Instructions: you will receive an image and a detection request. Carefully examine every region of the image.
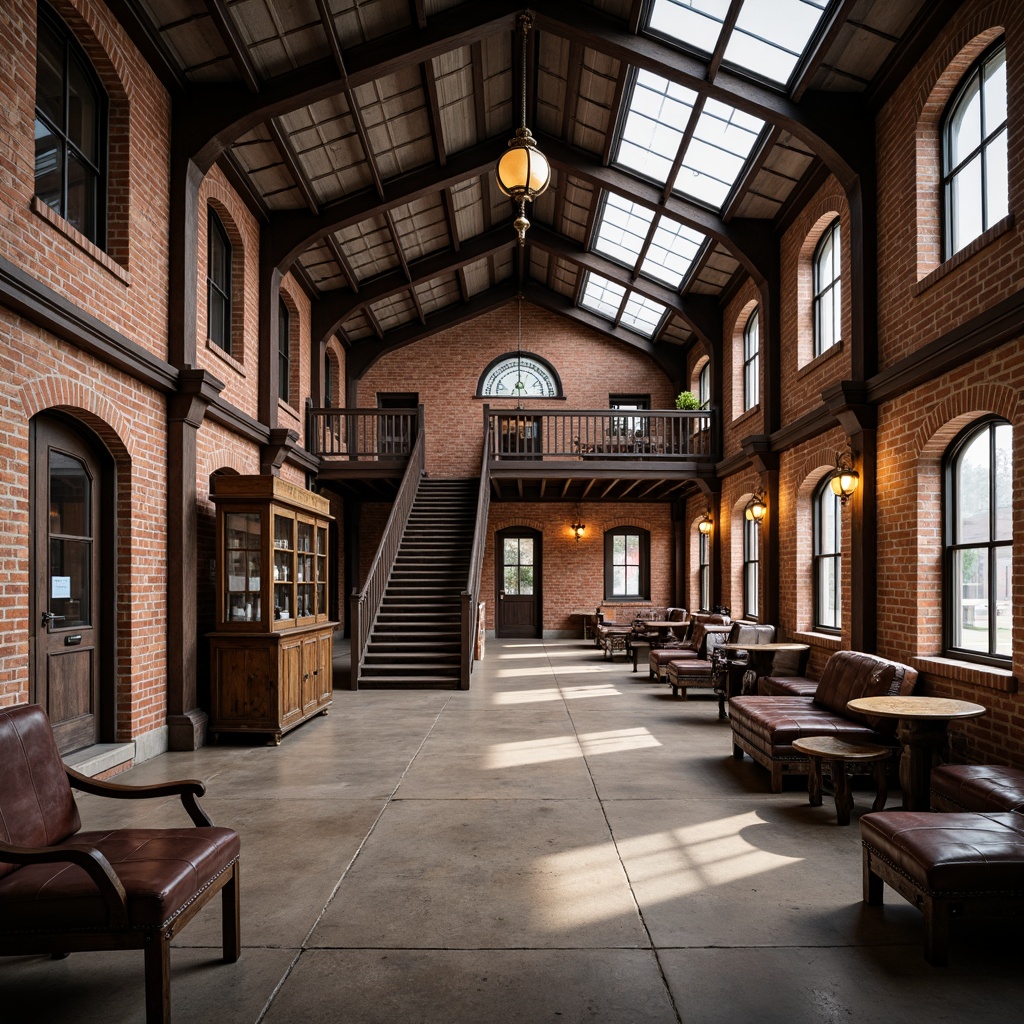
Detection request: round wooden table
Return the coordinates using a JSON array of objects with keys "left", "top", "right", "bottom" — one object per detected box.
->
[
  {"left": 715, "top": 642, "right": 810, "bottom": 710},
  {"left": 846, "top": 695, "right": 987, "bottom": 811},
  {"left": 629, "top": 621, "right": 684, "bottom": 671},
  {"left": 791, "top": 735, "right": 890, "bottom": 825}
]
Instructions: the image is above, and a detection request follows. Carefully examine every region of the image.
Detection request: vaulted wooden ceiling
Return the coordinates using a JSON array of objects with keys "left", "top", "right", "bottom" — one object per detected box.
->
[{"left": 121, "top": 0, "right": 946, "bottom": 379}]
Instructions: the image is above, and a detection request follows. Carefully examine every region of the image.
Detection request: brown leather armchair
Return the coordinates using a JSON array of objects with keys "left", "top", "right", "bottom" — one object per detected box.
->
[{"left": 0, "top": 704, "right": 241, "bottom": 1024}]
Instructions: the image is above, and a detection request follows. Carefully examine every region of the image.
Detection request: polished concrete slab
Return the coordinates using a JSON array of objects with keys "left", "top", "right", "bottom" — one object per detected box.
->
[{"left": 1, "top": 637, "right": 1019, "bottom": 1023}]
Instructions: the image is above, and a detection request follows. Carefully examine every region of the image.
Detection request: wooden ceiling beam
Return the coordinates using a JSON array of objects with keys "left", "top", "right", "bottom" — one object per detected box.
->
[
  {"left": 268, "top": 118, "right": 319, "bottom": 215},
  {"left": 203, "top": 0, "right": 259, "bottom": 93}
]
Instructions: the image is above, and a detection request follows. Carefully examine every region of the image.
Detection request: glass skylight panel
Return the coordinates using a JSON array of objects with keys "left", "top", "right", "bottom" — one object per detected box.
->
[
  {"left": 641, "top": 216, "right": 706, "bottom": 286},
  {"left": 593, "top": 193, "right": 655, "bottom": 269},
  {"left": 620, "top": 293, "right": 668, "bottom": 338},
  {"left": 724, "top": 0, "right": 829, "bottom": 86},
  {"left": 647, "top": 0, "right": 730, "bottom": 56},
  {"left": 580, "top": 273, "right": 626, "bottom": 321},
  {"left": 615, "top": 70, "right": 697, "bottom": 184},
  {"left": 675, "top": 99, "right": 764, "bottom": 208}
]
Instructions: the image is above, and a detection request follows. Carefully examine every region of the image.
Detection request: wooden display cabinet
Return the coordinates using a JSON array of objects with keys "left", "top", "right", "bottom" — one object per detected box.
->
[{"left": 208, "top": 475, "right": 336, "bottom": 743}]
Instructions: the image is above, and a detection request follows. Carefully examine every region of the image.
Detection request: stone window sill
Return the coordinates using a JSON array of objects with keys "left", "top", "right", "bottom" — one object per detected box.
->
[
  {"left": 791, "top": 629, "right": 842, "bottom": 650},
  {"left": 206, "top": 338, "right": 246, "bottom": 377},
  {"left": 797, "top": 339, "right": 843, "bottom": 378},
  {"left": 731, "top": 403, "right": 761, "bottom": 427},
  {"left": 913, "top": 214, "right": 1015, "bottom": 296},
  {"left": 912, "top": 655, "right": 1017, "bottom": 693},
  {"left": 32, "top": 196, "right": 130, "bottom": 285}
]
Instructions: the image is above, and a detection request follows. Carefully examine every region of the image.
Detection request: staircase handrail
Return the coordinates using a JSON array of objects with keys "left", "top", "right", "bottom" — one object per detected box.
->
[
  {"left": 350, "top": 412, "right": 425, "bottom": 688},
  {"left": 461, "top": 404, "right": 492, "bottom": 688}
]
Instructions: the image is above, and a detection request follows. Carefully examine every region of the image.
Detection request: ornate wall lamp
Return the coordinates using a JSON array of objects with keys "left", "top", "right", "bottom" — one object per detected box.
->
[
  {"left": 570, "top": 505, "right": 586, "bottom": 543},
  {"left": 744, "top": 492, "right": 767, "bottom": 526},
  {"left": 494, "top": 13, "right": 551, "bottom": 244},
  {"left": 829, "top": 448, "right": 860, "bottom": 507},
  {"left": 697, "top": 509, "right": 713, "bottom": 535}
]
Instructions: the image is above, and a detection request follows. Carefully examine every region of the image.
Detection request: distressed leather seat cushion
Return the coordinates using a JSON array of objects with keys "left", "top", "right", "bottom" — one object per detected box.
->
[
  {"left": 729, "top": 695, "right": 885, "bottom": 748},
  {"left": 759, "top": 675, "right": 819, "bottom": 697},
  {"left": 0, "top": 826, "right": 240, "bottom": 931},
  {"left": 861, "top": 811, "right": 1024, "bottom": 893},
  {"left": 930, "top": 765, "right": 1024, "bottom": 813},
  {"left": 667, "top": 658, "right": 714, "bottom": 684}
]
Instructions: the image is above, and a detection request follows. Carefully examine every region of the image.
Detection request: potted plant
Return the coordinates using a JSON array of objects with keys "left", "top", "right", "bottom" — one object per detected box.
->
[{"left": 675, "top": 390, "right": 700, "bottom": 410}]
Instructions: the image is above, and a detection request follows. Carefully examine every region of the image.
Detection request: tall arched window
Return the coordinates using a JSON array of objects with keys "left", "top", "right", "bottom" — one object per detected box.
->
[
  {"left": 743, "top": 516, "right": 759, "bottom": 619},
  {"left": 812, "top": 218, "right": 841, "bottom": 357},
  {"left": 698, "top": 360, "right": 710, "bottom": 410},
  {"left": 278, "top": 298, "right": 291, "bottom": 403},
  {"left": 34, "top": 2, "right": 107, "bottom": 246},
  {"left": 943, "top": 40, "right": 1007, "bottom": 258},
  {"left": 813, "top": 478, "right": 841, "bottom": 631},
  {"left": 945, "top": 418, "right": 1012, "bottom": 660},
  {"left": 698, "top": 527, "right": 711, "bottom": 612},
  {"left": 207, "top": 209, "right": 232, "bottom": 353},
  {"left": 743, "top": 310, "right": 759, "bottom": 411}
]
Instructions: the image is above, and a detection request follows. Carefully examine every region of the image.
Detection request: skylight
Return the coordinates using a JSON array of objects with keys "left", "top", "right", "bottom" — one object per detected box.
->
[
  {"left": 580, "top": 273, "right": 626, "bottom": 320},
  {"left": 648, "top": 0, "right": 830, "bottom": 88},
  {"left": 593, "top": 193, "right": 655, "bottom": 268},
  {"left": 641, "top": 216, "right": 706, "bottom": 286},
  {"left": 615, "top": 70, "right": 697, "bottom": 184},
  {"left": 620, "top": 293, "right": 668, "bottom": 338},
  {"left": 674, "top": 99, "right": 764, "bottom": 208}
]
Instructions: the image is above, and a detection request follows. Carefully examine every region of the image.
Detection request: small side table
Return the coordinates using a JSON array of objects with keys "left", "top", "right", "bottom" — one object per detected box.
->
[{"left": 791, "top": 736, "right": 890, "bottom": 825}]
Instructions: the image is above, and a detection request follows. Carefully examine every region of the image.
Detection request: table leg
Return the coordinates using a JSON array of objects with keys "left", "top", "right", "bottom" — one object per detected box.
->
[
  {"left": 830, "top": 759, "right": 853, "bottom": 825},
  {"left": 872, "top": 760, "right": 888, "bottom": 812},
  {"left": 807, "top": 755, "right": 823, "bottom": 807},
  {"left": 897, "top": 718, "right": 950, "bottom": 811}
]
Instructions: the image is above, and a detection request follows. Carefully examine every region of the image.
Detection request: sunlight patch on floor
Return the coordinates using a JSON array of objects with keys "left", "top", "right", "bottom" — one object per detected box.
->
[
  {"left": 492, "top": 684, "right": 622, "bottom": 705},
  {"left": 484, "top": 727, "right": 658, "bottom": 767},
  {"left": 534, "top": 812, "right": 802, "bottom": 927},
  {"left": 579, "top": 727, "right": 661, "bottom": 756}
]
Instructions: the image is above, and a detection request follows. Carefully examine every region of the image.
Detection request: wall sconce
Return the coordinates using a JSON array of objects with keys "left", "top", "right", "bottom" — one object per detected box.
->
[
  {"left": 697, "top": 509, "right": 713, "bottom": 535},
  {"left": 744, "top": 492, "right": 767, "bottom": 525},
  {"left": 570, "top": 506, "right": 586, "bottom": 543},
  {"left": 829, "top": 449, "right": 860, "bottom": 506}
]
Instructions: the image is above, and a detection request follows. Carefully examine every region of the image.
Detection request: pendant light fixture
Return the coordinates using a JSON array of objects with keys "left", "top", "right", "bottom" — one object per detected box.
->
[{"left": 495, "top": 12, "right": 551, "bottom": 245}]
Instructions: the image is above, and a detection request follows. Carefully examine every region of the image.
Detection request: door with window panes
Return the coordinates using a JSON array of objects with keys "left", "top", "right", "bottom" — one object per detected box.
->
[{"left": 496, "top": 528, "right": 542, "bottom": 637}]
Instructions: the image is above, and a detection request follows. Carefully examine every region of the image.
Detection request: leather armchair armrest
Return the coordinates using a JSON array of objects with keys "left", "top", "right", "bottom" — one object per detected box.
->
[
  {"left": 0, "top": 839, "right": 128, "bottom": 928},
  {"left": 66, "top": 768, "right": 213, "bottom": 827}
]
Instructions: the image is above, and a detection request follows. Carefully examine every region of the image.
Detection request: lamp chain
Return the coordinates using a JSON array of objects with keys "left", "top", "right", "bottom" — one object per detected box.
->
[{"left": 519, "top": 13, "right": 530, "bottom": 133}]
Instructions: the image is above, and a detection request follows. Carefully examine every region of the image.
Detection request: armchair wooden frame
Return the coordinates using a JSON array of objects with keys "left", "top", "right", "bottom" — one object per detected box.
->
[{"left": 0, "top": 705, "right": 240, "bottom": 1024}]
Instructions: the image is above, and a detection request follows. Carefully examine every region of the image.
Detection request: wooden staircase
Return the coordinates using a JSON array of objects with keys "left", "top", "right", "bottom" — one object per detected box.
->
[{"left": 359, "top": 478, "right": 477, "bottom": 688}]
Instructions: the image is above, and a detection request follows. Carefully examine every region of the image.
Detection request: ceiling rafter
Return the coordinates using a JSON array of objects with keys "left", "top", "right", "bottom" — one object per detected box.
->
[
  {"left": 706, "top": 0, "right": 744, "bottom": 84},
  {"left": 721, "top": 125, "right": 783, "bottom": 222},
  {"left": 203, "top": 0, "right": 259, "bottom": 94},
  {"left": 325, "top": 234, "right": 360, "bottom": 293},
  {"left": 268, "top": 118, "right": 318, "bottom": 215},
  {"left": 423, "top": 61, "right": 447, "bottom": 166},
  {"left": 790, "top": 0, "right": 865, "bottom": 102}
]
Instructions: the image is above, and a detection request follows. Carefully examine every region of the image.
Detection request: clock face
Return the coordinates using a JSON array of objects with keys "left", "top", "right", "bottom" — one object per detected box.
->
[{"left": 480, "top": 356, "right": 559, "bottom": 398}]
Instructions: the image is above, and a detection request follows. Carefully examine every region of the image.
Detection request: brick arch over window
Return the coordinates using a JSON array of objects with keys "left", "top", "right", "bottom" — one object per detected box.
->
[
  {"left": 730, "top": 299, "right": 759, "bottom": 417},
  {"left": 913, "top": 383, "right": 1018, "bottom": 653},
  {"left": 796, "top": 196, "right": 848, "bottom": 368},
  {"left": 203, "top": 194, "right": 247, "bottom": 363},
  {"left": 44, "top": 0, "right": 132, "bottom": 266},
  {"left": 915, "top": 14, "right": 1006, "bottom": 280},
  {"left": 200, "top": 447, "right": 258, "bottom": 481},
  {"left": 325, "top": 341, "right": 344, "bottom": 407}
]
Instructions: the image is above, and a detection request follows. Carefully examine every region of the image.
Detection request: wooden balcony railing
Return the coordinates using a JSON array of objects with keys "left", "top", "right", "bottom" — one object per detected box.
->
[
  {"left": 307, "top": 406, "right": 421, "bottom": 460},
  {"left": 486, "top": 408, "right": 714, "bottom": 461}
]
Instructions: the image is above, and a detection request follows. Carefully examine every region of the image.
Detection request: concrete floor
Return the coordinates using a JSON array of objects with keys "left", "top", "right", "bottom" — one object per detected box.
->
[{"left": 2, "top": 638, "right": 1020, "bottom": 1023}]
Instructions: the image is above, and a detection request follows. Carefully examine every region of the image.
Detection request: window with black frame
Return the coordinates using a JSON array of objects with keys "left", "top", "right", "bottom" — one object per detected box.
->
[
  {"left": 813, "top": 477, "right": 841, "bottom": 631},
  {"left": 698, "top": 528, "right": 711, "bottom": 612},
  {"left": 609, "top": 394, "right": 650, "bottom": 444},
  {"left": 743, "top": 516, "right": 759, "bottom": 620},
  {"left": 34, "top": 1, "right": 107, "bottom": 247},
  {"left": 743, "top": 311, "right": 759, "bottom": 411},
  {"left": 813, "top": 218, "right": 841, "bottom": 357},
  {"left": 604, "top": 527, "right": 650, "bottom": 601},
  {"left": 207, "top": 209, "right": 232, "bottom": 353},
  {"left": 942, "top": 40, "right": 1007, "bottom": 259},
  {"left": 278, "top": 298, "right": 290, "bottom": 403},
  {"left": 945, "top": 417, "right": 1012, "bottom": 661}
]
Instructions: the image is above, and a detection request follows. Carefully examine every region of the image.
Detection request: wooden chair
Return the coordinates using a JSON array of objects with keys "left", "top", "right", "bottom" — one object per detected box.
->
[{"left": 0, "top": 703, "right": 240, "bottom": 1024}]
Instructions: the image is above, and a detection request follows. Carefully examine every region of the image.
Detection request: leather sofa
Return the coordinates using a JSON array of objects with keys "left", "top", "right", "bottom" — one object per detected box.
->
[
  {"left": 665, "top": 622, "right": 774, "bottom": 706},
  {"left": 729, "top": 649, "right": 918, "bottom": 792},
  {"left": 648, "top": 612, "right": 730, "bottom": 681}
]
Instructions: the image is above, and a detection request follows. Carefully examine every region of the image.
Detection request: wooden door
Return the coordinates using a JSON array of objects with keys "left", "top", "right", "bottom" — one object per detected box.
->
[
  {"left": 496, "top": 528, "right": 542, "bottom": 637},
  {"left": 280, "top": 637, "right": 303, "bottom": 725},
  {"left": 31, "top": 415, "right": 104, "bottom": 754}
]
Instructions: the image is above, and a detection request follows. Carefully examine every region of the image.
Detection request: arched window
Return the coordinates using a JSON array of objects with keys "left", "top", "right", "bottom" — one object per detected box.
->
[
  {"left": 945, "top": 417, "right": 1012, "bottom": 661},
  {"left": 698, "top": 360, "right": 710, "bottom": 410},
  {"left": 278, "top": 298, "right": 291, "bottom": 403},
  {"left": 743, "top": 516, "right": 758, "bottom": 619},
  {"left": 207, "top": 209, "right": 232, "bottom": 353},
  {"left": 743, "top": 310, "right": 759, "bottom": 411},
  {"left": 324, "top": 352, "right": 335, "bottom": 408},
  {"left": 604, "top": 527, "right": 650, "bottom": 601},
  {"left": 812, "top": 218, "right": 841, "bottom": 357},
  {"left": 943, "top": 40, "right": 1007, "bottom": 258},
  {"left": 813, "top": 478, "right": 841, "bottom": 631},
  {"left": 698, "top": 526, "right": 711, "bottom": 612},
  {"left": 34, "top": 2, "right": 107, "bottom": 246}
]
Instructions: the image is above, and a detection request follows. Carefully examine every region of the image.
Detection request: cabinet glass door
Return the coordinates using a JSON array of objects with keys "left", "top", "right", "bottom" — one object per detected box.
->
[
  {"left": 273, "top": 513, "right": 294, "bottom": 622},
  {"left": 316, "top": 526, "right": 328, "bottom": 618},
  {"left": 225, "top": 512, "right": 262, "bottom": 623},
  {"left": 296, "top": 520, "right": 315, "bottom": 619}
]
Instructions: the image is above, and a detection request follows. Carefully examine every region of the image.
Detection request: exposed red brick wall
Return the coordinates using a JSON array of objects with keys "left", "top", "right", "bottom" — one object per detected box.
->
[{"left": 357, "top": 303, "right": 676, "bottom": 477}]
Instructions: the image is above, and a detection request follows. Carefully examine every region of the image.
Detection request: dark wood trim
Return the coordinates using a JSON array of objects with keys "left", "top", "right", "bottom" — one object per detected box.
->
[
  {"left": 100, "top": 0, "right": 185, "bottom": 94},
  {"left": 495, "top": 526, "right": 543, "bottom": 639},
  {"left": 0, "top": 254, "right": 178, "bottom": 393},
  {"left": 217, "top": 153, "right": 271, "bottom": 223}
]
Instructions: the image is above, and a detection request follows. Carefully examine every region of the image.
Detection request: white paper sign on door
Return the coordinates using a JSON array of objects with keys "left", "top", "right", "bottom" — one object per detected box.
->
[{"left": 51, "top": 576, "right": 72, "bottom": 599}]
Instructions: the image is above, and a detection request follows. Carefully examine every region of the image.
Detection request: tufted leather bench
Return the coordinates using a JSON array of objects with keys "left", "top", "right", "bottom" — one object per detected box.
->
[
  {"left": 861, "top": 810, "right": 1024, "bottom": 965},
  {"left": 930, "top": 764, "right": 1024, "bottom": 812},
  {"left": 729, "top": 650, "right": 917, "bottom": 792},
  {"left": 647, "top": 614, "right": 729, "bottom": 681}
]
